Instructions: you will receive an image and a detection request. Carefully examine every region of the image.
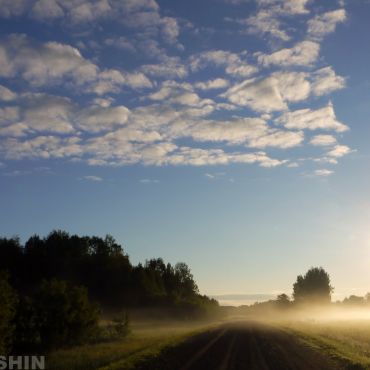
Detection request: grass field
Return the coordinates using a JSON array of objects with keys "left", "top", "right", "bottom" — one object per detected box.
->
[
  {"left": 282, "top": 320, "right": 370, "bottom": 369},
  {"left": 48, "top": 317, "right": 370, "bottom": 370},
  {"left": 47, "top": 320, "right": 220, "bottom": 370}
]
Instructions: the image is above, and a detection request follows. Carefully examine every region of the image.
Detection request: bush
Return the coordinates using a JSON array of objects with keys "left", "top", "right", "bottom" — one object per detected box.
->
[
  {"left": 13, "top": 296, "right": 40, "bottom": 352},
  {"left": 0, "top": 272, "right": 18, "bottom": 355},
  {"left": 34, "top": 279, "right": 100, "bottom": 350},
  {"left": 112, "top": 311, "right": 130, "bottom": 337}
]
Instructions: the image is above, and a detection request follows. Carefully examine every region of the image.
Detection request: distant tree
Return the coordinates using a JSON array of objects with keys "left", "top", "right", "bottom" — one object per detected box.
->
[
  {"left": 0, "top": 272, "right": 18, "bottom": 355},
  {"left": 293, "top": 267, "right": 333, "bottom": 304},
  {"left": 276, "top": 293, "right": 291, "bottom": 308},
  {"left": 343, "top": 295, "right": 364, "bottom": 306}
]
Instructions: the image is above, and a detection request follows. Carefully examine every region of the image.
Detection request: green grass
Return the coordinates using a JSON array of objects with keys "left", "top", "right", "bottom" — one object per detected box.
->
[
  {"left": 281, "top": 320, "right": 370, "bottom": 369},
  {"left": 47, "top": 320, "right": 219, "bottom": 370}
]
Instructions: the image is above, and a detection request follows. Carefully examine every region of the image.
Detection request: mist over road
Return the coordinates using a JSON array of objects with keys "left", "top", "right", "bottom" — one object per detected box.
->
[{"left": 134, "top": 322, "right": 339, "bottom": 370}]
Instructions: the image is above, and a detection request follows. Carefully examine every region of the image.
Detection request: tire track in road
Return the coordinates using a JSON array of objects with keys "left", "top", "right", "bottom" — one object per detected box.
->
[
  {"left": 219, "top": 332, "right": 237, "bottom": 370},
  {"left": 179, "top": 328, "right": 228, "bottom": 370},
  {"left": 134, "top": 321, "right": 340, "bottom": 370}
]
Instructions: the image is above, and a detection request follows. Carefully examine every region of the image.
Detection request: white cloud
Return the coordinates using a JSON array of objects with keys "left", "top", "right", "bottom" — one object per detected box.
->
[
  {"left": 0, "top": 123, "right": 28, "bottom": 137},
  {"left": 310, "top": 134, "right": 337, "bottom": 146},
  {"left": 256, "top": 0, "right": 309, "bottom": 15},
  {"left": 190, "top": 50, "right": 257, "bottom": 78},
  {"left": 0, "top": 93, "right": 135, "bottom": 136},
  {"left": 275, "top": 71, "right": 311, "bottom": 102},
  {"left": 141, "top": 57, "right": 188, "bottom": 79},
  {"left": 204, "top": 172, "right": 225, "bottom": 179},
  {"left": 68, "top": 0, "right": 112, "bottom": 23},
  {"left": 88, "top": 69, "right": 152, "bottom": 95},
  {"left": 287, "top": 162, "right": 299, "bottom": 168},
  {"left": 0, "top": 107, "right": 19, "bottom": 124},
  {"left": 308, "top": 9, "right": 346, "bottom": 39},
  {"left": 140, "top": 178, "right": 159, "bottom": 183},
  {"left": 0, "top": 0, "right": 161, "bottom": 25},
  {"left": 256, "top": 41, "right": 320, "bottom": 67},
  {"left": 0, "top": 108, "right": 290, "bottom": 168},
  {"left": 0, "top": 135, "right": 83, "bottom": 160},
  {"left": 248, "top": 130, "right": 304, "bottom": 149},
  {"left": 148, "top": 81, "right": 214, "bottom": 107},
  {"left": 83, "top": 175, "right": 103, "bottom": 182},
  {"left": 222, "top": 72, "right": 310, "bottom": 112},
  {"left": 0, "top": 34, "right": 98, "bottom": 85},
  {"left": 0, "top": 35, "right": 151, "bottom": 94},
  {"left": 314, "top": 169, "right": 334, "bottom": 176},
  {"left": 0, "top": 0, "right": 29, "bottom": 17},
  {"left": 276, "top": 103, "right": 349, "bottom": 132},
  {"left": 161, "top": 17, "right": 180, "bottom": 45},
  {"left": 0, "top": 85, "right": 17, "bottom": 101},
  {"left": 19, "top": 94, "right": 75, "bottom": 134},
  {"left": 31, "top": 0, "right": 64, "bottom": 19},
  {"left": 241, "top": 0, "right": 309, "bottom": 42},
  {"left": 158, "top": 147, "right": 286, "bottom": 167},
  {"left": 92, "top": 97, "right": 114, "bottom": 108},
  {"left": 181, "top": 117, "right": 267, "bottom": 144},
  {"left": 311, "top": 67, "right": 346, "bottom": 96},
  {"left": 326, "top": 144, "right": 352, "bottom": 158},
  {"left": 0, "top": 1, "right": 352, "bottom": 172},
  {"left": 195, "top": 78, "right": 230, "bottom": 90},
  {"left": 176, "top": 116, "right": 303, "bottom": 149},
  {"left": 244, "top": 10, "right": 290, "bottom": 41},
  {"left": 104, "top": 37, "right": 136, "bottom": 52},
  {"left": 222, "top": 76, "right": 286, "bottom": 112},
  {"left": 76, "top": 106, "right": 130, "bottom": 132}
]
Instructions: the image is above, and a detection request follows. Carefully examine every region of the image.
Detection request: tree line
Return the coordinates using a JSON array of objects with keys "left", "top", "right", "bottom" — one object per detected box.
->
[
  {"left": 0, "top": 230, "right": 218, "bottom": 354},
  {"left": 239, "top": 267, "right": 370, "bottom": 315}
]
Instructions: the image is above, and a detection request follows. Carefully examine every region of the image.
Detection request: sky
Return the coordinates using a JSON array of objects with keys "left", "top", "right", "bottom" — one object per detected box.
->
[{"left": 0, "top": 0, "right": 370, "bottom": 304}]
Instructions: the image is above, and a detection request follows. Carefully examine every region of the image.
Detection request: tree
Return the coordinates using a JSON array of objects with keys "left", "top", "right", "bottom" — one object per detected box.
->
[
  {"left": 174, "top": 262, "right": 199, "bottom": 299},
  {"left": 365, "top": 292, "right": 370, "bottom": 305},
  {"left": 276, "top": 293, "right": 291, "bottom": 308},
  {"left": 343, "top": 295, "right": 364, "bottom": 306},
  {"left": 293, "top": 267, "right": 333, "bottom": 304},
  {"left": 0, "top": 272, "right": 18, "bottom": 355},
  {"left": 34, "top": 279, "right": 100, "bottom": 349},
  {"left": 0, "top": 237, "right": 23, "bottom": 285}
]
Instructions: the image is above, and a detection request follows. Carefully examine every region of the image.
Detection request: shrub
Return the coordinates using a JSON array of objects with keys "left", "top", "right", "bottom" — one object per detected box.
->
[
  {"left": 34, "top": 279, "right": 100, "bottom": 350},
  {"left": 112, "top": 311, "right": 130, "bottom": 337},
  {"left": 0, "top": 272, "right": 18, "bottom": 355}
]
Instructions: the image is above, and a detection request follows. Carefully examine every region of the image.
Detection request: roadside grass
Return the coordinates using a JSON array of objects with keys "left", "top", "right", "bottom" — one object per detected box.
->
[
  {"left": 47, "top": 320, "right": 219, "bottom": 370},
  {"left": 281, "top": 320, "right": 370, "bottom": 369},
  {"left": 48, "top": 317, "right": 370, "bottom": 369}
]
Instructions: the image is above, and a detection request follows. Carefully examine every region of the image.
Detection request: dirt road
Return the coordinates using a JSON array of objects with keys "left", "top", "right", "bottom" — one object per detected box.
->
[{"left": 134, "top": 322, "right": 341, "bottom": 370}]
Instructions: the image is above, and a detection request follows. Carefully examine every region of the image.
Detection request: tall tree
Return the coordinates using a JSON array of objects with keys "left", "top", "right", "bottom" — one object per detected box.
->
[{"left": 293, "top": 267, "right": 333, "bottom": 304}]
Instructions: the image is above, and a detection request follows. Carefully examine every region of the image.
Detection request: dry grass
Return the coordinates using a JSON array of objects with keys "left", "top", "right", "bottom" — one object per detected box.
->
[
  {"left": 282, "top": 320, "right": 370, "bottom": 369},
  {"left": 48, "top": 319, "right": 220, "bottom": 370}
]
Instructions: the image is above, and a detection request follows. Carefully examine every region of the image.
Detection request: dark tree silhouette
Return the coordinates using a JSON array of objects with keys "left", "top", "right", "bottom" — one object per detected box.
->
[
  {"left": 276, "top": 293, "right": 291, "bottom": 308},
  {"left": 0, "top": 230, "right": 218, "bottom": 353},
  {"left": 293, "top": 267, "right": 333, "bottom": 304}
]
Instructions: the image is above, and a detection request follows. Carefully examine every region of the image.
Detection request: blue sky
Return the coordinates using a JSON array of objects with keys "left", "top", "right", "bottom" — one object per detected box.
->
[{"left": 0, "top": 0, "right": 369, "bottom": 303}]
